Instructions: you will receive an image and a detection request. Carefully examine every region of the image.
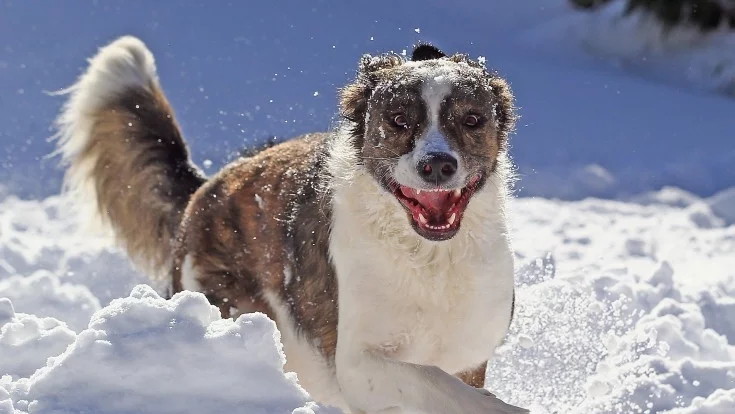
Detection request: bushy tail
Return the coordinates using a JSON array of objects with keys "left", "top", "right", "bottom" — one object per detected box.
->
[{"left": 54, "top": 36, "right": 206, "bottom": 279}]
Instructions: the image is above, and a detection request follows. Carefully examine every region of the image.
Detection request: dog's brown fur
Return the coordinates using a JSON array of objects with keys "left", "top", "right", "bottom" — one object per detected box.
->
[
  {"left": 66, "top": 61, "right": 493, "bottom": 387},
  {"left": 457, "top": 362, "right": 489, "bottom": 388},
  {"left": 79, "top": 86, "right": 205, "bottom": 276},
  {"left": 56, "top": 38, "right": 519, "bottom": 404},
  {"left": 171, "top": 133, "right": 340, "bottom": 360}
]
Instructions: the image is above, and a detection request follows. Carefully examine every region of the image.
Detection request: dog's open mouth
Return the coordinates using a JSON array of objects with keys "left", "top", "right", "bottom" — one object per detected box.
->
[{"left": 390, "top": 175, "right": 481, "bottom": 241}]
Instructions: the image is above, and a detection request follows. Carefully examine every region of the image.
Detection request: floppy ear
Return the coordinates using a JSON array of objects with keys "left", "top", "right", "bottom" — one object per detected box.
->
[
  {"left": 339, "top": 81, "right": 369, "bottom": 126},
  {"left": 411, "top": 43, "right": 446, "bottom": 61},
  {"left": 488, "top": 74, "right": 516, "bottom": 151},
  {"left": 339, "top": 53, "right": 404, "bottom": 137}
]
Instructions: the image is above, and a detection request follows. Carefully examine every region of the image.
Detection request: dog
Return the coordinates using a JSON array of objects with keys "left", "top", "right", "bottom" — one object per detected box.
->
[{"left": 55, "top": 36, "right": 527, "bottom": 414}]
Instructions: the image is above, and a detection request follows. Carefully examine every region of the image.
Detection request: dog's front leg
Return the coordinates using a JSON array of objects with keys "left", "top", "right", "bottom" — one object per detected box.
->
[{"left": 335, "top": 345, "right": 528, "bottom": 414}]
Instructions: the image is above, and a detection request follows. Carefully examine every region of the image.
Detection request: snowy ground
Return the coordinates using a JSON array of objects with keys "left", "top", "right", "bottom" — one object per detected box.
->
[
  {"left": 1, "top": 187, "right": 734, "bottom": 413},
  {"left": 0, "top": 198, "right": 336, "bottom": 414}
]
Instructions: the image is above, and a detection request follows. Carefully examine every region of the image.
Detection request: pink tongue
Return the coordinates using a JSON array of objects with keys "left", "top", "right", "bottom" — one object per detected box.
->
[{"left": 400, "top": 187, "right": 454, "bottom": 213}]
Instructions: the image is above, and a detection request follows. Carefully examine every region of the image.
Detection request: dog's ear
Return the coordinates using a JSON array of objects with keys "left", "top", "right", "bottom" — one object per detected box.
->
[
  {"left": 340, "top": 53, "right": 404, "bottom": 125},
  {"left": 339, "top": 82, "right": 369, "bottom": 125},
  {"left": 488, "top": 74, "right": 516, "bottom": 151},
  {"left": 412, "top": 43, "right": 446, "bottom": 61}
]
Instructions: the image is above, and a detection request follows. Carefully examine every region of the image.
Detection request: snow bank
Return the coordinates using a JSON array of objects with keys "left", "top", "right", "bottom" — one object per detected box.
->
[
  {"left": 708, "top": 187, "right": 735, "bottom": 226},
  {"left": 0, "top": 299, "right": 76, "bottom": 381},
  {"left": 1, "top": 286, "right": 336, "bottom": 414},
  {"left": 0, "top": 271, "right": 99, "bottom": 332},
  {"left": 0, "top": 195, "right": 150, "bottom": 329},
  {"left": 490, "top": 260, "right": 735, "bottom": 413},
  {"left": 0, "top": 195, "right": 337, "bottom": 412},
  {"left": 484, "top": 189, "right": 735, "bottom": 413}
]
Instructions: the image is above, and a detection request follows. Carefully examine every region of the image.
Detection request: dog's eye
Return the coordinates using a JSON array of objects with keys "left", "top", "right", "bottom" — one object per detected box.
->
[
  {"left": 392, "top": 114, "right": 408, "bottom": 128},
  {"left": 464, "top": 114, "right": 481, "bottom": 127}
]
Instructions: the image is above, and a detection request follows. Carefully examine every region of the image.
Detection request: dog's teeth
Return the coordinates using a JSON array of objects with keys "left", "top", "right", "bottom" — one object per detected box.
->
[
  {"left": 416, "top": 189, "right": 422, "bottom": 195},
  {"left": 448, "top": 213, "right": 456, "bottom": 225},
  {"left": 418, "top": 213, "right": 428, "bottom": 224},
  {"left": 453, "top": 189, "right": 461, "bottom": 197}
]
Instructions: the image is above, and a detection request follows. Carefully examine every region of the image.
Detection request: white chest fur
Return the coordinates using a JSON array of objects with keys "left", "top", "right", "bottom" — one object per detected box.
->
[{"left": 329, "top": 172, "right": 515, "bottom": 375}]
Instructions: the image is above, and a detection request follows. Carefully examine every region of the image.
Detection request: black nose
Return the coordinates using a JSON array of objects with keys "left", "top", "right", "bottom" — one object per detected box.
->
[{"left": 417, "top": 152, "right": 458, "bottom": 184}]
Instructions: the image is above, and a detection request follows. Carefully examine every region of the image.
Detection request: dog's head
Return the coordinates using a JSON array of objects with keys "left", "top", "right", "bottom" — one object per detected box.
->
[{"left": 339, "top": 44, "right": 516, "bottom": 241}]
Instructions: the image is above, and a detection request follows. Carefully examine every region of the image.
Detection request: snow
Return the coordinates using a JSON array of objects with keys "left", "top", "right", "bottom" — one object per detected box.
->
[
  {"left": 0, "top": 186, "right": 733, "bottom": 413},
  {"left": 482, "top": 188, "right": 735, "bottom": 413},
  {"left": 0, "top": 197, "right": 338, "bottom": 412},
  {"left": 0, "top": 271, "right": 99, "bottom": 332},
  {"left": 0, "top": 299, "right": 75, "bottom": 381},
  {"left": 707, "top": 188, "right": 735, "bottom": 226},
  {"left": 0, "top": 284, "right": 337, "bottom": 414}
]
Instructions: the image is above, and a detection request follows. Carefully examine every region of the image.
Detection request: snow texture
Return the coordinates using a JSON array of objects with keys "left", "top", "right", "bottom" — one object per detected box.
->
[
  {"left": 0, "top": 198, "right": 339, "bottom": 413},
  {"left": 0, "top": 299, "right": 75, "bottom": 381},
  {"left": 1, "top": 185, "right": 734, "bottom": 413},
  {"left": 1, "top": 284, "right": 337, "bottom": 414},
  {"left": 484, "top": 188, "right": 735, "bottom": 413}
]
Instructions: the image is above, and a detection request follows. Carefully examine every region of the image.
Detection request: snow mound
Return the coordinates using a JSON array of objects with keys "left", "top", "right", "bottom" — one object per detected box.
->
[
  {"left": 2, "top": 286, "right": 337, "bottom": 414},
  {"left": 489, "top": 192, "right": 735, "bottom": 413},
  {"left": 573, "top": 264, "right": 735, "bottom": 413},
  {"left": 630, "top": 187, "right": 701, "bottom": 209},
  {"left": 708, "top": 187, "right": 735, "bottom": 226},
  {"left": 491, "top": 260, "right": 735, "bottom": 414},
  {"left": 0, "top": 195, "right": 149, "bottom": 328},
  {"left": 0, "top": 271, "right": 99, "bottom": 332},
  {"left": 0, "top": 386, "right": 13, "bottom": 414},
  {"left": 0, "top": 299, "right": 76, "bottom": 381}
]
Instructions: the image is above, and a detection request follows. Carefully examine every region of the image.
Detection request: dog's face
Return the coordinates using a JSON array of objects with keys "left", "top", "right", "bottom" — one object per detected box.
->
[{"left": 340, "top": 45, "right": 515, "bottom": 241}]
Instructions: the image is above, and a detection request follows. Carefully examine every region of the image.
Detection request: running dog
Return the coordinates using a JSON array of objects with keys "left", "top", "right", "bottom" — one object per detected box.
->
[{"left": 55, "top": 36, "right": 526, "bottom": 413}]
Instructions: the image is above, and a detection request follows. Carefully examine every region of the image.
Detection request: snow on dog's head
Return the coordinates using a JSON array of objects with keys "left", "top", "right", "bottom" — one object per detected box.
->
[{"left": 333, "top": 44, "right": 516, "bottom": 241}]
